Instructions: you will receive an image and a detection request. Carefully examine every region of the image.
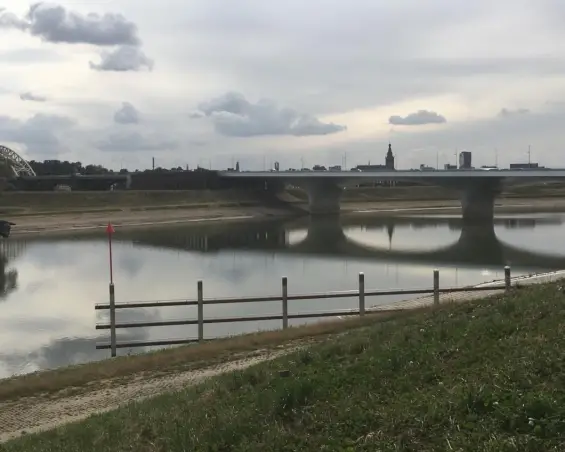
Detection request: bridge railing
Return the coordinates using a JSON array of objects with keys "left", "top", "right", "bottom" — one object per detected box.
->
[{"left": 95, "top": 266, "right": 513, "bottom": 357}]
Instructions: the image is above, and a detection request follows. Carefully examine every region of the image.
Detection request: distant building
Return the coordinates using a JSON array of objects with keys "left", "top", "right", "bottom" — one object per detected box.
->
[
  {"left": 510, "top": 162, "right": 541, "bottom": 169},
  {"left": 459, "top": 151, "right": 472, "bottom": 169},
  {"left": 329, "top": 165, "right": 342, "bottom": 171},
  {"left": 355, "top": 143, "right": 396, "bottom": 171},
  {"left": 420, "top": 164, "right": 436, "bottom": 171},
  {"left": 385, "top": 143, "right": 395, "bottom": 170},
  {"left": 444, "top": 164, "right": 457, "bottom": 170}
]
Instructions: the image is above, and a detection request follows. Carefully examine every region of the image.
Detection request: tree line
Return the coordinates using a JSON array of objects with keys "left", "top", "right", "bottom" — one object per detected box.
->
[{"left": 27, "top": 160, "right": 208, "bottom": 176}]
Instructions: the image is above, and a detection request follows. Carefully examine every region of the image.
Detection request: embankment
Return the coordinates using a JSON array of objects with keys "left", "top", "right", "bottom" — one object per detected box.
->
[
  {"left": 3, "top": 186, "right": 565, "bottom": 237},
  {"left": 2, "top": 280, "right": 565, "bottom": 450}
]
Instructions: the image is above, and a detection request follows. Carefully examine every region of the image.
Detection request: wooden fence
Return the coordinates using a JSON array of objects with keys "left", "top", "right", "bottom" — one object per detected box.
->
[{"left": 95, "top": 266, "right": 512, "bottom": 357}]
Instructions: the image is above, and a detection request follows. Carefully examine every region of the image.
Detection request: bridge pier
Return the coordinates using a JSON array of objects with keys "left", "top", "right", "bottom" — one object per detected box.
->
[
  {"left": 459, "top": 180, "right": 501, "bottom": 223},
  {"left": 303, "top": 182, "right": 342, "bottom": 215}
]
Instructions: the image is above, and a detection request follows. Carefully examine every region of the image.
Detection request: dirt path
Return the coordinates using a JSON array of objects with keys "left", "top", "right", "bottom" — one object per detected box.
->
[{"left": 0, "top": 346, "right": 300, "bottom": 443}]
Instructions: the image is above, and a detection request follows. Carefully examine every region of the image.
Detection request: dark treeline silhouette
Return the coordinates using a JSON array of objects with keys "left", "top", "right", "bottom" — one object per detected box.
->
[{"left": 27, "top": 160, "right": 210, "bottom": 176}]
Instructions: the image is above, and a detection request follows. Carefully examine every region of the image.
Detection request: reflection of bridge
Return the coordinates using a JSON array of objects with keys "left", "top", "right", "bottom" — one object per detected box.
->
[{"left": 126, "top": 216, "right": 565, "bottom": 269}]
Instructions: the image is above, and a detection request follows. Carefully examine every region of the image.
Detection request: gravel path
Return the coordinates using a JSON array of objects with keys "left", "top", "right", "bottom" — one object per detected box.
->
[{"left": 0, "top": 347, "right": 298, "bottom": 443}]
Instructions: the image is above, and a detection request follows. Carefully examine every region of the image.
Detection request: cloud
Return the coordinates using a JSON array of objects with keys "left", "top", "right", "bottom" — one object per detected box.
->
[
  {"left": 95, "top": 131, "right": 177, "bottom": 152},
  {"left": 389, "top": 110, "right": 447, "bottom": 126},
  {"left": 0, "top": 113, "right": 74, "bottom": 156},
  {"left": 89, "top": 45, "right": 154, "bottom": 72},
  {"left": 0, "top": 7, "right": 27, "bottom": 30},
  {"left": 196, "top": 92, "right": 347, "bottom": 137},
  {"left": 1, "top": 3, "right": 153, "bottom": 72},
  {"left": 6, "top": 3, "right": 141, "bottom": 46},
  {"left": 19, "top": 91, "right": 47, "bottom": 102},
  {"left": 3, "top": 0, "right": 565, "bottom": 170},
  {"left": 114, "top": 102, "right": 140, "bottom": 124},
  {"left": 498, "top": 107, "right": 530, "bottom": 118}
]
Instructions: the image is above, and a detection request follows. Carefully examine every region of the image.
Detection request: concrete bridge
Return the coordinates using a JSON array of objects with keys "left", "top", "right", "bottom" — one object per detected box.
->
[
  {"left": 125, "top": 215, "right": 565, "bottom": 269},
  {"left": 218, "top": 169, "right": 565, "bottom": 221}
]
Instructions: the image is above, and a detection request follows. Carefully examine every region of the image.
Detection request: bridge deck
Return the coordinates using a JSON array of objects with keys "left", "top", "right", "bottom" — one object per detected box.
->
[{"left": 219, "top": 169, "right": 565, "bottom": 179}]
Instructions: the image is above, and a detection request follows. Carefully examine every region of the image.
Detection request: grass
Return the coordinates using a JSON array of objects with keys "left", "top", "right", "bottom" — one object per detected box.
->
[
  {"left": 4, "top": 282, "right": 565, "bottom": 451},
  {"left": 0, "top": 190, "right": 267, "bottom": 215}
]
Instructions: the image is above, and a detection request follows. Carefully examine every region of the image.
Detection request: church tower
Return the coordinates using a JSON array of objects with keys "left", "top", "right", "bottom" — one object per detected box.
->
[{"left": 385, "top": 143, "right": 395, "bottom": 170}]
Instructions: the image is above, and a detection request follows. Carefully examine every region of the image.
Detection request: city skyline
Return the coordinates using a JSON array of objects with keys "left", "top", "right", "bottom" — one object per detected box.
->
[{"left": 1, "top": 1, "right": 565, "bottom": 171}]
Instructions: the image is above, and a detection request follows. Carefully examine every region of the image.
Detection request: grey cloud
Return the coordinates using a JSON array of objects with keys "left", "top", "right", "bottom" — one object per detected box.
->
[
  {"left": 21, "top": 2, "right": 140, "bottom": 46},
  {"left": 389, "top": 110, "right": 447, "bottom": 126},
  {"left": 196, "top": 92, "right": 346, "bottom": 137},
  {"left": 1, "top": 3, "right": 153, "bottom": 71},
  {"left": 0, "top": 7, "right": 27, "bottom": 30},
  {"left": 20, "top": 91, "right": 47, "bottom": 102},
  {"left": 0, "top": 113, "right": 74, "bottom": 156},
  {"left": 190, "top": 140, "right": 207, "bottom": 147},
  {"left": 114, "top": 102, "right": 140, "bottom": 124},
  {"left": 176, "top": 2, "right": 518, "bottom": 115},
  {"left": 498, "top": 108, "right": 530, "bottom": 118},
  {"left": 95, "top": 131, "right": 177, "bottom": 152},
  {"left": 89, "top": 45, "right": 154, "bottom": 72},
  {"left": 179, "top": 0, "right": 565, "bottom": 117}
]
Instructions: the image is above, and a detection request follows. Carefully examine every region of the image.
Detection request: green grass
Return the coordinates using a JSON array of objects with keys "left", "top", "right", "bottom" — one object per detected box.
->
[{"left": 4, "top": 283, "right": 565, "bottom": 451}]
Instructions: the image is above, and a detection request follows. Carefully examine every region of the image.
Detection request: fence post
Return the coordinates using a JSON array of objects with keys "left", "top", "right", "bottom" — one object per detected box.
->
[
  {"left": 433, "top": 269, "right": 440, "bottom": 306},
  {"left": 282, "top": 276, "right": 288, "bottom": 329},
  {"left": 504, "top": 266, "right": 511, "bottom": 291},
  {"left": 109, "top": 283, "right": 116, "bottom": 357},
  {"left": 359, "top": 272, "right": 365, "bottom": 316},
  {"left": 197, "top": 280, "right": 204, "bottom": 342}
]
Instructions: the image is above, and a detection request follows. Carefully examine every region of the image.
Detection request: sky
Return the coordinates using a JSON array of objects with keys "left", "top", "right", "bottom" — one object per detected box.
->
[{"left": 1, "top": 0, "right": 565, "bottom": 171}]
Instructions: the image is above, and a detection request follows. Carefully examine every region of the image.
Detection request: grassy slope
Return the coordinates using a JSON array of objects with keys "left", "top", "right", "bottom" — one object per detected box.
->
[
  {"left": 0, "top": 190, "right": 265, "bottom": 215},
  {"left": 4, "top": 282, "right": 565, "bottom": 451}
]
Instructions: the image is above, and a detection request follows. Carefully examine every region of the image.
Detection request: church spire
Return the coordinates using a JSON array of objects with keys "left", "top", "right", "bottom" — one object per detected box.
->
[{"left": 385, "top": 142, "right": 395, "bottom": 170}]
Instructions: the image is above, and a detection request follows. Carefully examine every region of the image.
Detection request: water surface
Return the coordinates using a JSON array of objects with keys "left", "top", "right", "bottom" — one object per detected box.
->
[{"left": 1, "top": 212, "right": 564, "bottom": 378}]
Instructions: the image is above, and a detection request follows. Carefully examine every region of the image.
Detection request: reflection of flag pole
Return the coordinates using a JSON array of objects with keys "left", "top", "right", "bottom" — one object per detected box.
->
[
  {"left": 106, "top": 222, "right": 116, "bottom": 357},
  {"left": 107, "top": 223, "right": 115, "bottom": 284}
]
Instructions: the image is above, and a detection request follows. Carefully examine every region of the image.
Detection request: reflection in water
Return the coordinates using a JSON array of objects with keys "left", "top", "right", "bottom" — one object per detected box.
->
[
  {"left": 128, "top": 215, "right": 565, "bottom": 269},
  {"left": 0, "top": 255, "right": 17, "bottom": 300},
  {"left": 1, "top": 213, "right": 565, "bottom": 379},
  {"left": 0, "top": 241, "right": 24, "bottom": 301}
]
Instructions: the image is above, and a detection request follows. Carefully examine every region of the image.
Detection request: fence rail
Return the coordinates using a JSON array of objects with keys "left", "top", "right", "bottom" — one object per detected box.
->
[{"left": 95, "top": 266, "right": 513, "bottom": 356}]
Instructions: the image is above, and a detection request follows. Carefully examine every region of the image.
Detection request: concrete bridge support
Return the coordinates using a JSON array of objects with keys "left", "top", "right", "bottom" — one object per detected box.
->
[
  {"left": 458, "top": 179, "right": 502, "bottom": 223},
  {"left": 303, "top": 182, "right": 342, "bottom": 215}
]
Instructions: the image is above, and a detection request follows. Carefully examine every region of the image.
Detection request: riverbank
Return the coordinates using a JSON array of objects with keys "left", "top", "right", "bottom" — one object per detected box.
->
[
  {"left": 7, "top": 195, "right": 565, "bottom": 237},
  {"left": 0, "top": 270, "right": 563, "bottom": 444},
  {"left": 2, "top": 279, "right": 565, "bottom": 450}
]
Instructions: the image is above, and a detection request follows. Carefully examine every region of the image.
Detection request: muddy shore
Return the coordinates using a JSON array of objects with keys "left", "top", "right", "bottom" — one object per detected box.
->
[{"left": 7, "top": 197, "right": 565, "bottom": 237}]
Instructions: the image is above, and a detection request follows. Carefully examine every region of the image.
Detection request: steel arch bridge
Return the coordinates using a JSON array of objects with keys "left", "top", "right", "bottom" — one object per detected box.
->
[{"left": 0, "top": 145, "right": 36, "bottom": 177}]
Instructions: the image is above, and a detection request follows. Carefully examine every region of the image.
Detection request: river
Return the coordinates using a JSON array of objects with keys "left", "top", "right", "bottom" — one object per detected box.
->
[{"left": 1, "top": 212, "right": 565, "bottom": 379}]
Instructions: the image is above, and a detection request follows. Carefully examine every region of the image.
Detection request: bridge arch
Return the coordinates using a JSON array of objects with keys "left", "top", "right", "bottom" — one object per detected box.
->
[{"left": 0, "top": 145, "right": 36, "bottom": 177}]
